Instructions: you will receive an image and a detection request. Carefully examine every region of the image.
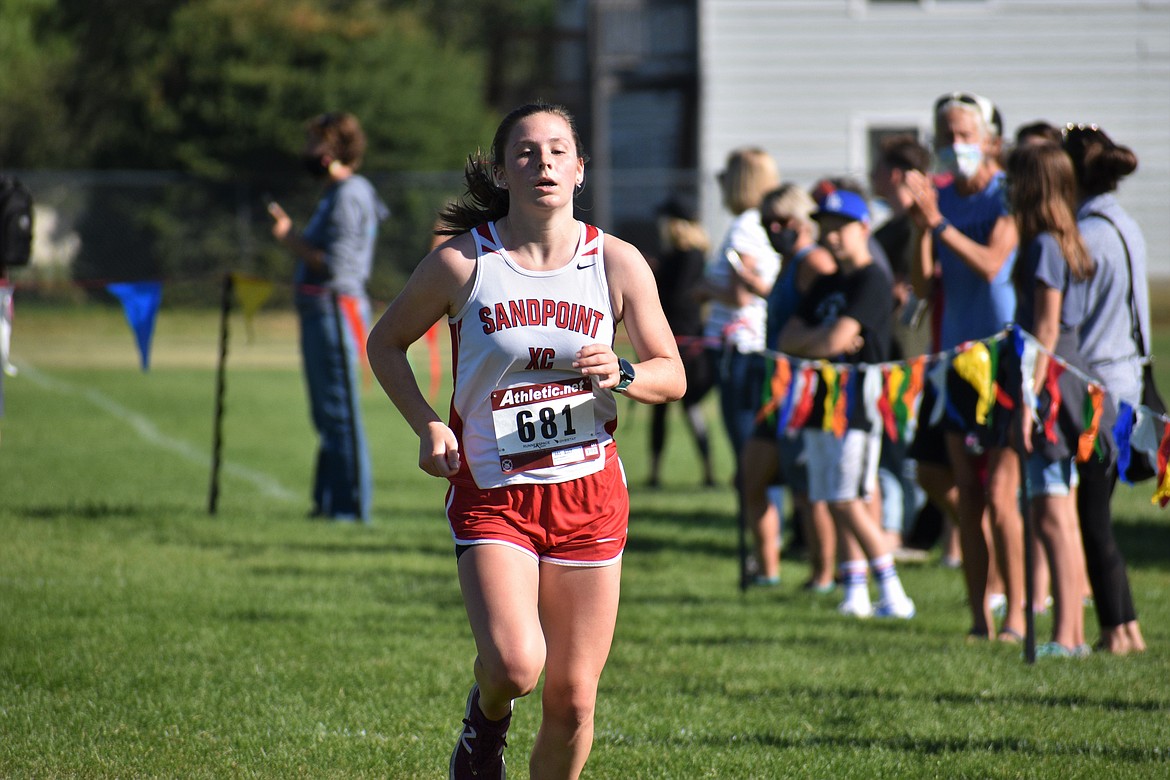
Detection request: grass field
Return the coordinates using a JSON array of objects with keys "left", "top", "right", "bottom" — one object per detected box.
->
[{"left": 2, "top": 304, "right": 1169, "bottom": 779}]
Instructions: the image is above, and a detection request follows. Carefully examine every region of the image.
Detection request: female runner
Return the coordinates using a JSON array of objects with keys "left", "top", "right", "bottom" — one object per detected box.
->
[{"left": 366, "top": 102, "right": 684, "bottom": 780}]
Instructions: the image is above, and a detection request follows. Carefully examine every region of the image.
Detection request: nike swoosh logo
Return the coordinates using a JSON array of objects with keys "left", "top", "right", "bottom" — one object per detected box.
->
[{"left": 577, "top": 262, "right": 596, "bottom": 269}]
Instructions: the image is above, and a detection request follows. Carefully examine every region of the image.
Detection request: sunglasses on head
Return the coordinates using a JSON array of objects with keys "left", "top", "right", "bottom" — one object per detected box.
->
[{"left": 934, "top": 92, "right": 1001, "bottom": 136}]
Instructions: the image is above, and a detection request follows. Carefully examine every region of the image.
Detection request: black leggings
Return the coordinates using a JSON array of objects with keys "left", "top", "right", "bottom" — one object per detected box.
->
[{"left": 1077, "top": 457, "right": 1138, "bottom": 628}]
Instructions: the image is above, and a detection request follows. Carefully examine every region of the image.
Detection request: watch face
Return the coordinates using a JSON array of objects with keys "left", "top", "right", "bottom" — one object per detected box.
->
[{"left": 616, "top": 358, "right": 635, "bottom": 391}]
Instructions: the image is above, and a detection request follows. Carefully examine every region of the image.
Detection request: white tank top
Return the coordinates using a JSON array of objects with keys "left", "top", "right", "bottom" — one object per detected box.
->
[{"left": 448, "top": 221, "right": 618, "bottom": 489}]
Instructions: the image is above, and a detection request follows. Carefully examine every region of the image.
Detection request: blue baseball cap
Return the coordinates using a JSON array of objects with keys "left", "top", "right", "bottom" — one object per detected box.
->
[{"left": 813, "top": 189, "right": 870, "bottom": 225}]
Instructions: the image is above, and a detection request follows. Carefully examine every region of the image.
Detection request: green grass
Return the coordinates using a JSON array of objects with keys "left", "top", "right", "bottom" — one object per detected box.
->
[{"left": 2, "top": 305, "right": 1169, "bottom": 778}]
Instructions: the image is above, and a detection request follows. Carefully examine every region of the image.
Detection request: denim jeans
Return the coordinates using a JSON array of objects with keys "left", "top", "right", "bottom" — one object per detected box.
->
[
  {"left": 297, "top": 290, "right": 372, "bottom": 521},
  {"left": 711, "top": 347, "right": 767, "bottom": 458}
]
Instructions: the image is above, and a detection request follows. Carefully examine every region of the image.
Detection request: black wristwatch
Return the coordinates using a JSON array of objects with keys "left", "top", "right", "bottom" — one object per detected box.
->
[{"left": 614, "top": 358, "right": 636, "bottom": 394}]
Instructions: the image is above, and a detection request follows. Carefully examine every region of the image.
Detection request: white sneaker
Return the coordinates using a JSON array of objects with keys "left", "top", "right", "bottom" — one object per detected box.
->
[
  {"left": 837, "top": 597, "right": 873, "bottom": 618},
  {"left": 874, "top": 597, "right": 916, "bottom": 619}
]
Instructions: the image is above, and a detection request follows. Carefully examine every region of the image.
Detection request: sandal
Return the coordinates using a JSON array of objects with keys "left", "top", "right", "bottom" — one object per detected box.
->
[{"left": 997, "top": 628, "right": 1024, "bottom": 644}]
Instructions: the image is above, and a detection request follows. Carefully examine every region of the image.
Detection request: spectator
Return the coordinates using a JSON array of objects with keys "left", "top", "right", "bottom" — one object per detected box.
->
[
  {"left": 741, "top": 184, "right": 837, "bottom": 588},
  {"left": 647, "top": 196, "right": 716, "bottom": 488},
  {"left": 1015, "top": 121, "right": 1063, "bottom": 149},
  {"left": 1008, "top": 140, "right": 1092, "bottom": 658},
  {"left": 698, "top": 148, "right": 782, "bottom": 459},
  {"left": 268, "top": 111, "right": 385, "bottom": 522},
  {"left": 869, "top": 137, "right": 951, "bottom": 562},
  {"left": 906, "top": 92, "right": 1024, "bottom": 642},
  {"left": 1063, "top": 123, "right": 1149, "bottom": 655},
  {"left": 780, "top": 189, "right": 915, "bottom": 619}
]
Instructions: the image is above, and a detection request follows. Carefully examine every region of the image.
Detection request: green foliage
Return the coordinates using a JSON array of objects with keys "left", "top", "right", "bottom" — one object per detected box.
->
[
  {"left": 2, "top": 1, "right": 570, "bottom": 303},
  {"left": 1, "top": 307, "right": 1169, "bottom": 778},
  {"left": 153, "top": 1, "right": 498, "bottom": 178},
  {"left": 0, "top": 0, "right": 75, "bottom": 165},
  {"left": 23, "top": 0, "right": 499, "bottom": 176}
]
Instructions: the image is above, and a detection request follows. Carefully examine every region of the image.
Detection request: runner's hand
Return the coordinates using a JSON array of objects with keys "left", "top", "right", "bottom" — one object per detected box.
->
[
  {"left": 573, "top": 344, "right": 620, "bottom": 389},
  {"left": 421, "top": 421, "right": 461, "bottom": 477}
]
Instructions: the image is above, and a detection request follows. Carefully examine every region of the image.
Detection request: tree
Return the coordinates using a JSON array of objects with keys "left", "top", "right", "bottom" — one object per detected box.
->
[{"left": 0, "top": 0, "right": 76, "bottom": 166}]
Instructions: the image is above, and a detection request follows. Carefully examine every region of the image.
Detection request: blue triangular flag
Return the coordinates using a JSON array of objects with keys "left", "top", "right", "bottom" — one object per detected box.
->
[
  {"left": 1113, "top": 400, "right": 1137, "bottom": 485},
  {"left": 107, "top": 281, "right": 162, "bottom": 371}
]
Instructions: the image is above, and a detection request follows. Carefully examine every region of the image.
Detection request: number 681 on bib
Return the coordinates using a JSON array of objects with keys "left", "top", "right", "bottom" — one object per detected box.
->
[{"left": 490, "top": 377, "right": 600, "bottom": 473}]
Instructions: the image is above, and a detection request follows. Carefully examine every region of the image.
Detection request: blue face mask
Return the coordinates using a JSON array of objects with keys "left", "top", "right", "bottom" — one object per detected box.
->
[{"left": 937, "top": 143, "right": 984, "bottom": 180}]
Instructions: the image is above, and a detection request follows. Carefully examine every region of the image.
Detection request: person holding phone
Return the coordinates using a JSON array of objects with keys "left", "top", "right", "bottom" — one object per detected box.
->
[
  {"left": 268, "top": 111, "right": 386, "bottom": 523},
  {"left": 698, "top": 147, "right": 782, "bottom": 460}
]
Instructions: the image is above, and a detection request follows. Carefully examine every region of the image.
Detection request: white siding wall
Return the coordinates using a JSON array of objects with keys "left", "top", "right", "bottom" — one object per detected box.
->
[{"left": 698, "top": 0, "right": 1170, "bottom": 274}]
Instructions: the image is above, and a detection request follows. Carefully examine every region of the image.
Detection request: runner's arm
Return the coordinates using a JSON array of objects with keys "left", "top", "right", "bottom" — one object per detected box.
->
[
  {"left": 576, "top": 236, "right": 685, "bottom": 404},
  {"left": 367, "top": 238, "right": 475, "bottom": 477}
]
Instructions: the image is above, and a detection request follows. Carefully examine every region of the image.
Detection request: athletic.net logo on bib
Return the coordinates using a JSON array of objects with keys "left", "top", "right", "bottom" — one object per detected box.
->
[{"left": 490, "top": 378, "right": 601, "bottom": 474}]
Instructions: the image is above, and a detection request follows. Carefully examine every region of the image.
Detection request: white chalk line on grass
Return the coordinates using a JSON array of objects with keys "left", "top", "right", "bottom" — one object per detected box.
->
[{"left": 17, "top": 362, "right": 298, "bottom": 502}]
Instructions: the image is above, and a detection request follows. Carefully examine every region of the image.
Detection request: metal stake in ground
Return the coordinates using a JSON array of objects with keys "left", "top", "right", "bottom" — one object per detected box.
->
[{"left": 208, "top": 273, "right": 232, "bottom": 515}]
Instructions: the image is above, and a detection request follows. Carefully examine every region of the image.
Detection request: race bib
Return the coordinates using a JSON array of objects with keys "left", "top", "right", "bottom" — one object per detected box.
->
[{"left": 491, "top": 377, "right": 601, "bottom": 474}]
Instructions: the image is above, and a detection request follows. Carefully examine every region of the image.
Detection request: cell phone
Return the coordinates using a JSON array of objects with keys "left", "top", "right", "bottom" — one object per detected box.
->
[{"left": 724, "top": 247, "right": 745, "bottom": 273}]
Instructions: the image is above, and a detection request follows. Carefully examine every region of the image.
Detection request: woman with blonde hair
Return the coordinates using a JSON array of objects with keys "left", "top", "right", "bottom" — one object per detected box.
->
[
  {"left": 699, "top": 147, "right": 782, "bottom": 460},
  {"left": 907, "top": 92, "right": 1024, "bottom": 642}
]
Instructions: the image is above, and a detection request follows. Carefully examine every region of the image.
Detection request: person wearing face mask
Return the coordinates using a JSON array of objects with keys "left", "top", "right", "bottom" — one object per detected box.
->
[
  {"left": 268, "top": 111, "right": 387, "bottom": 523},
  {"left": 906, "top": 92, "right": 1024, "bottom": 644},
  {"left": 738, "top": 184, "right": 837, "bottom": 589}
]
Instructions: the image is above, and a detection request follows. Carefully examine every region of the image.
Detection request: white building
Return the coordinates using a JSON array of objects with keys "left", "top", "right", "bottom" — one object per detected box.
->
[{"left": 698, "top": 0, "right": 1170, "bottom": 274}]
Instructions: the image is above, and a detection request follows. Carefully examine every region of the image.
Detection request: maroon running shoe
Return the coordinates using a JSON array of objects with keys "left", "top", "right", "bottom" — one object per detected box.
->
[{"left": 449, "top": 684, "right": 511, "bottom": 779}]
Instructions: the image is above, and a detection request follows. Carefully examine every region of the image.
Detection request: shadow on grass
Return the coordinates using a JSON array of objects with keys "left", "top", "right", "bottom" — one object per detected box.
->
[
  {"left": 1113, "top": 516, "right": 1170, "bottom": 570},
  {"left": 624, "top": 730, "right": 1165, "bottom": 764},
  {"left": 625, "top": 508, "right": 737, "bottom": 556},
  {"left": 703, "top": 681, "right": 1170, "bottom": 715},
  {"left": 14, "top": 501, "right": 175, "bottom": 520}
]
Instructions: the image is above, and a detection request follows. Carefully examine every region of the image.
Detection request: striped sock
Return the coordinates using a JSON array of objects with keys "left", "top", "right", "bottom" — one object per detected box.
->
[
  {"left": 871, "top": 554, "right": 908, "bottom": 604},
  {"left": 839, "top": 559, "right": 869, "bottom": 604}
]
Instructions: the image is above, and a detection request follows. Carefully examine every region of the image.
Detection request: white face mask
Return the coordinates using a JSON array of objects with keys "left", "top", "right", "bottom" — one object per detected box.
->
[{"left": 937, "top": 143, "right": 984, "bottom": 180}]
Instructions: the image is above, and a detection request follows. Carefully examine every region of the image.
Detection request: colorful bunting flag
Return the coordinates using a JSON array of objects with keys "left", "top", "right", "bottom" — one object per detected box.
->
[
  {"left": 953, "top": 342, "right": 995, "bottom": 425},
  {"left": 776, "top": 361, "right": 804, "bottom": 433},
  {"left": 820, "top": 363, "right": 839, "bottom": 433},
  {"left": 789, "top": 366, "right": 818, "bottom": 430},
  {"left": 1131, "top": 406, "right": 1162, "bottom": 470},
  {"left": 755, "top": 356, "right": 792, "bottom": 424},
  {"left": 832, "top": 367, "right": 852, "bottom": 437},
  {"left": 230, "top": 273, "right": 274, "bottom": 342},
  {"left": 1043, "top": 360, "right": 1065, "bottom": 445},
  {"left": 1114, "top": 401, "right": 1137, "bottom": 484},
  {"left": 928, "top": 357, "right": 949, "bottom": 427},
  {"left": 1153, "top": 422, "right": 1170, "bottom": 508},
  {"left": 1076, "top": 384, "right": 1105, "bottom": 463},
  {"left": 1019, "top": 334, "right": 1041, "bottom": 427},
  {"left": 755, "top": 326, "right": 1170, "bottom": 509},
  {"left": 877, "top": 367, "right": 896, "bottom": 440},
  {"left": 106, "top": 281, "right": 162, "bottom": 372}
]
